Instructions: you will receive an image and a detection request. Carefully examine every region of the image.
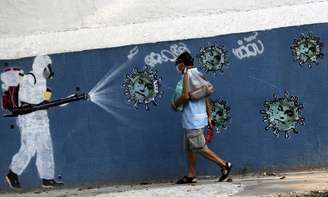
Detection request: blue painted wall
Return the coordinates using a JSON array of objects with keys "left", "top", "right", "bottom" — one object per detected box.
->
[{"left": 1, "top": 23, "right": 328, "bottom": 189}]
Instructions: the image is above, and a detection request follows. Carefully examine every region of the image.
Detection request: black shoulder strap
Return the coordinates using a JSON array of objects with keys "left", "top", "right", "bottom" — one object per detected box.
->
[{"left": 26, "top": 73, "right": 36, "bottom": 85}]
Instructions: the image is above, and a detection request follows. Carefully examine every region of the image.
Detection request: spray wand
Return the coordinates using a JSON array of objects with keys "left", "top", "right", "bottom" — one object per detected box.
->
[{"left": 3, "top": 89, "right": 89, "bottom": 117}]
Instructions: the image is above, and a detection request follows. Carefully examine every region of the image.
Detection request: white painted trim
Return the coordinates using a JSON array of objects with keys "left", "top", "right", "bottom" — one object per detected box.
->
[{"left": 1, "top": 1, "right": 328, "bottom": 59}]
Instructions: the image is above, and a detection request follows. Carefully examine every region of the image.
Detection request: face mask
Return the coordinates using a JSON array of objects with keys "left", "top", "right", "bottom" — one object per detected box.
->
[
  {"left": 176, "top": 63, "right": 186, "bottom": 74},
  {"left": 43, "top": 64, "right": 54, "bottom": 79},
  {"left": 176, "top": 65, "right": 181, "bottom": 73}
]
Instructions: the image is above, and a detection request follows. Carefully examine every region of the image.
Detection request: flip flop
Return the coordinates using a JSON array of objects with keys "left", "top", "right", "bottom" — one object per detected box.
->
[
  {"left": 218, "top": 162, "right": 232, "bottom": 182},
  {"left": 176, "top": 176, "right": 197, "bottom": 184}
]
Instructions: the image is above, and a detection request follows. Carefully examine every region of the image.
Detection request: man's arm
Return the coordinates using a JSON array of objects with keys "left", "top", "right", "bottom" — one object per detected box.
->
[
  {"left": 171, "top": 71, "right": 190, "bottom": 110},
  {"left": 205, "top": 97, "right": 213, "bottom": 126}
]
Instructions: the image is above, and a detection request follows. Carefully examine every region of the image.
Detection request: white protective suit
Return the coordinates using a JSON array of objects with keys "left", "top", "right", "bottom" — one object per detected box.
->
[{"left": 10, "top": 55, "right": 55, "bottom": 180}]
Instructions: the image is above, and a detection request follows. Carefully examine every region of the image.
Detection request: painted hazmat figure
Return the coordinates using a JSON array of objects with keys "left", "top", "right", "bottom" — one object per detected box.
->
[
  {"left": 5, "top": 55, "right": 63, "bottom": 190},
  {"left": 123, "top": 66, "right": 162, "bottom": 110},
  {"left": 260, "top": 92, "right": 305, "bottom": 139}
]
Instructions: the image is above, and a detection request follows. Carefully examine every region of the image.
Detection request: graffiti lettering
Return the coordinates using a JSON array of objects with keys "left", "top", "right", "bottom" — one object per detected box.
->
[
  {"left": 232, "top": 32, "right": 264, "bottom": 60},
  {"left": 144, "top": 43, "right": 191, "bottom": 67},
  {"left": 244, "top": 32, "right": 258, "bottom": 42},
  {"left": 127, "top": 46, "right": 139, "bottom": 60}
]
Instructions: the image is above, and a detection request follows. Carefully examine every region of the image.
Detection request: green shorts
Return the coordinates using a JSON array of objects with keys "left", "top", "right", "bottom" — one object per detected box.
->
[{"left": 184, "top": 127, "right": 208, "bottom": 153}]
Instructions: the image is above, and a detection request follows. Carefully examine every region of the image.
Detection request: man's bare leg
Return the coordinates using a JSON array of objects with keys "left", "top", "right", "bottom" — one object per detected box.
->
[
  {"left": 201, "top": 147, "right": 226, "bottom": 169},
  {"left": 187, "top": 150, "right": 197, "bottom": 177}
]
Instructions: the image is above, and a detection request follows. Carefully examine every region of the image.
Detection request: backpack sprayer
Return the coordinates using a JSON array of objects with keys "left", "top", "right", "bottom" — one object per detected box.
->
[{"left": 1, "top": 63, "right": 89, "bottom": 117}]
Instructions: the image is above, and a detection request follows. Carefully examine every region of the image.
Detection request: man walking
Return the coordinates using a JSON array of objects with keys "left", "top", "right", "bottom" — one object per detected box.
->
[{"left": 171, "top": 51, "right": 232, "bottom": 184}]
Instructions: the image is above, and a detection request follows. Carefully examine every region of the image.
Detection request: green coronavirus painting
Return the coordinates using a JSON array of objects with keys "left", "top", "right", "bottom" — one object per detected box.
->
[
  {"left": 260, "top": 92, "right": 305, "bottom": 139},
  {"left": 198, "top": 44, "right": 228, "bottom": 74},
  {"left": 291, "top": 33, "right": 324, "bottom": 68},
  {"left": 211, "top": 98, "right": 231, "bottom": 131},
  {"left": 123, "top": 66, "right": 162, "bottom": 110}
]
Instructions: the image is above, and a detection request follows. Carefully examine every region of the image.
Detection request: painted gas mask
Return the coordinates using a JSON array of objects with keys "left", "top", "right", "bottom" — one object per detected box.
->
[{"left": 43, "top": 64, "right": 54, "bottom": 79}]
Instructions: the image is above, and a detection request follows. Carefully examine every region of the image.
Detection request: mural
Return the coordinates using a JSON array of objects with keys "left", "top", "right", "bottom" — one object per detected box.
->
[
  {"left": 122, "top": 66, "right": 162, "bottom": 110},
  {"left": 211, "top": 98, "right": 231, "bottom": 131},
  {"left": 197, "top": 44, "right": 228, "bottom": 74},
  {"left": 1, "top": 23, "right": 328, "bottom": 190},
  {"left": 260, "top": 92, "right": 305, "bottom": 139},
  {"left": 290, "top": 33, "right": 324, "bottom": 67}
]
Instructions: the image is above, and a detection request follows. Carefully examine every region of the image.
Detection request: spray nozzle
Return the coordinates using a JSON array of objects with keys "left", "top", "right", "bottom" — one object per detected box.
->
[
  {"left": 81, "top": 92, "right": 90, "bottom": 100},
  {"left": 74, "top": 92, "right": 89, "bottom": 101},
  {"left": 73, "top": 87, "right": 89, "bottom": 100}
]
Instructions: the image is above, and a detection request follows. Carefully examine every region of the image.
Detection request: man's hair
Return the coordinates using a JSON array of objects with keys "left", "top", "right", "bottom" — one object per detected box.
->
[{"left": 175, "top": 51, "right": 194, "bottom": 66}]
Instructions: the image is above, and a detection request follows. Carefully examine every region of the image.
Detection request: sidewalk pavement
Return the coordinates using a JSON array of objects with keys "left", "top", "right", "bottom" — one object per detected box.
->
[{"left": 1, "top": 169, "right": 328, "bottom": 197}]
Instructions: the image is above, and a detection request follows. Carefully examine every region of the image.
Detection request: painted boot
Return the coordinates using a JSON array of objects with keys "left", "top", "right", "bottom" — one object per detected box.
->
[
  {"left": 41, "top": 179, "right": 64, "bottom": 189},
  {"left": 5, "top": 170, "right": 21, "bottom": 190}
]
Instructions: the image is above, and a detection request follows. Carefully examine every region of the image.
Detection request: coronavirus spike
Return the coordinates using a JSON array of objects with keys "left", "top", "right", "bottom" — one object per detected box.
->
[
  {"left": 285, "top": 132, "right": 290, "bottom": 139},
  {"left": 260, "top": 110, "right": 267, "bottom": 114},
  {"left": 145, "top": 104, "right": 149, "bottom": 111},
  {"left": 273, "top": 130, "right": 279, "bottom": 137},
  {"left": 292, "top": 128, "right": 299, "bottom": 134},
  {"left": 152, "top": 100, "right": 157, "bottom": 106}
]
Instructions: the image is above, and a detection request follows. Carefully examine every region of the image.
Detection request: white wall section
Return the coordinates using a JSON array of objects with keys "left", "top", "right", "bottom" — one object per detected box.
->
[{"left": 0, "top": 0, "right": 328, "bottom": 59}]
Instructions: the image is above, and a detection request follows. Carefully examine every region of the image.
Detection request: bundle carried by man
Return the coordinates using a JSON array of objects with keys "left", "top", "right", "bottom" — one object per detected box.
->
[{"left": 171, "top": 68, "right": 214, "bottom": 112}]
